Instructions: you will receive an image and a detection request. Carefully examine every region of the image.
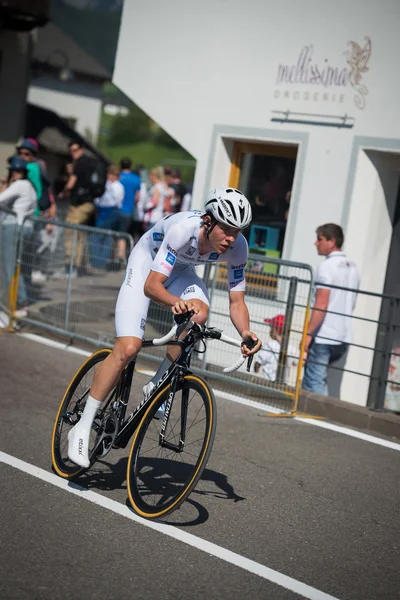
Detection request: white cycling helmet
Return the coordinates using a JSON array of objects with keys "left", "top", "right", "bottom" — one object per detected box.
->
[{"left": 204, "top": 188, "right": 252, "bottom": 229}]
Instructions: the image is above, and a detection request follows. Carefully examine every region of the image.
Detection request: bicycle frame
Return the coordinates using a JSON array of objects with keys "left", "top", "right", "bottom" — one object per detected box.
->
[
  {"left": 112, "top": 336, "right": 194, "bottom": 450},
  {"left": 91, "top": 318, "right": 245, "bottom": 456}
]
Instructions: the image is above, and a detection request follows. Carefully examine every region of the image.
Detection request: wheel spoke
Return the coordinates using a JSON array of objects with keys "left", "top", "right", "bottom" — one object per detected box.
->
[
  {"left": 127, "top": 377, "right": 215, "bottom": 518},
  {"left": 52, "top": 350, "right": 116, "bottom": 477}
]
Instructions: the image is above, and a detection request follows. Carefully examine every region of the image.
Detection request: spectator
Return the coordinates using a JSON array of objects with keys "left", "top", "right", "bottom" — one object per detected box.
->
[
  {"left": 254, "top": 314, "right": 298, "bottom": 383},
  {"left": 19, "top": 137, "right": 56, "bottom": 219},
  {"left": 18, "top": 138, "right": 58, "bottom": 284},
  {"left": 0, "top": 156, "right": 37, "bottom": 317},
  {"left": 119, "top": 157, "right": 141, "bottom": 253},
  {"left": 163, "top": 166, "right": 176, "bottom": 216},
  {"left": 170, "top": 167, "right": 186, "bottom": 213},
  {"left": 180, "top": 182, "right": 193, "bottom": 212},
  {"left": 15, "top": 139, "right": 42, "bottom": 206},
  {"left": 143, "top": 166, "right": 169, "bottom": 230},
  {"left": 60, "top": 140, "right": 97, "bottom": 277},
  {"left": 95, "top": 165, "right": 124, "bottom": 228},
  {"left": 133, "top": 164, "right": 149, "bottom": 242},
  {"left": 94, "top": 164, "right": 124, "bottom": 268},
  {"left": 302, "top": 223, "right": 361, "bottom": 396}
]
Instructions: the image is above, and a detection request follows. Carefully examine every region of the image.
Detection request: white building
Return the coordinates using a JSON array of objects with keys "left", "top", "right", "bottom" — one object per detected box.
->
[{"left": 112, "top": 0, "right": 400, "bottom": 408}]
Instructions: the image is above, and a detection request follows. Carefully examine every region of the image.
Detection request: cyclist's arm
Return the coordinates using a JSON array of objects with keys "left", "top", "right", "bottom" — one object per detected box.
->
[
  {"left": 229, "top": 291, "right": 250, "bottom": 336},
  {"left": 229, "top": 291, "right": 261, "bottom": 355},
  {"left": 144, "top": 271, "right": 181, "bottom": 308},
  {"left": 144, "top": 271, "right": 201, "bottom": 316}
]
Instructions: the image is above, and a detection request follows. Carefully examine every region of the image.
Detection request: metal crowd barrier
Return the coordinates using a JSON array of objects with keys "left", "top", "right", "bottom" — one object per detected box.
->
[
  {"left": 138, "top": 254, "right": 314, "bottom": 416},
  {"left": 3, "top": 206, "right": 399, "bottom": 414},
  {"left": 0, "top": 206, "right": 19, "bottom": 314},
  {"left": 304, "top": 283, "right": 400, "bottom": 413},
  {"left": 2, "top": 211, "right": 133, "bottom": 346},
  {"left": 0, "top": 211, "right": 314, "bottom": 415}
]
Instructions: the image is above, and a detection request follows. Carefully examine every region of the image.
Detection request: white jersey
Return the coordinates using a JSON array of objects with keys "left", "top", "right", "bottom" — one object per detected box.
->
[
  {"left": 115, "top": 211, "right": 249, "bottom": 339},
  {"left": 314, "top": 251, "right": 361, "bottom": 345},
  {"left": 137, "top": 210, "right": 248, "bottom": 292}
]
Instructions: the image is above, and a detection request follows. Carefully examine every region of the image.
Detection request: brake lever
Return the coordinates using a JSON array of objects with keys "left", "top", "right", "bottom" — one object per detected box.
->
[
  {"left": 174, "top": 310, "right": 195, "bottom": 338},
  {"left": 241, "top": 338, "right": 259, "bottom": 373}
]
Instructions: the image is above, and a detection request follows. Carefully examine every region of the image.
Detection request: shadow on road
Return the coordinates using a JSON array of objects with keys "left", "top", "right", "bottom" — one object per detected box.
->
[{"left": 74, "top": 455, "right": 245, "bottom": 526}]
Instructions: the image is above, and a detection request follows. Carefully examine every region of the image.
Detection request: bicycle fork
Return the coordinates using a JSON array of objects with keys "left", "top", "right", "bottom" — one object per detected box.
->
[{"left": 159, "top": 375, "right": 189, "bottom": 453}]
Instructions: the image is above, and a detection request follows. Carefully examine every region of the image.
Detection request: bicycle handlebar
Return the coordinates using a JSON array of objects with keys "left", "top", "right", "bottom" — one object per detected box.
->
[
  {"left": 152, "top": 315, "right": 257, "bottom": 373},
  {"left": 152, "top": 324, "right": 180, "bottom": 345},
  {"left": 152, "top": 311, "right": 195, "bottom": 345}
]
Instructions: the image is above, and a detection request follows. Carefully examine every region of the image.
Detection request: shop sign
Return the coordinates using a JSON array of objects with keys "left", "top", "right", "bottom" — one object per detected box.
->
[{"left": 274, "top": 37, "right": 371, "bottom": 109}]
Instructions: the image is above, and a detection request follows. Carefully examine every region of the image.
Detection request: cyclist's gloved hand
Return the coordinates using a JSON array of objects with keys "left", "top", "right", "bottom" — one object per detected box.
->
[
  {"left": 171, "top": 299, "right": 200, "bottom": 316},
  {"left": 241, "top": 332, "right": 262, "bottom": 355},
  {"left": 241, "top": 332, "right": 262, "bottom": 372}
]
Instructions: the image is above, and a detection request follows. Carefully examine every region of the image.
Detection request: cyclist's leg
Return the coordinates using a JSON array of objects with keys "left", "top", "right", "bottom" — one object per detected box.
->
[{"left": 68, "top": 247, "right": 152, "bottom": 467}]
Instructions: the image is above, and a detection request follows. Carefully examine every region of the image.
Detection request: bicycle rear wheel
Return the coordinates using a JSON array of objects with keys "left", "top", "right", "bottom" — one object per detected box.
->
[
  {"left": 51, "top": 348, "right": 114, "bottom": 479},
  {"left": 126, "top": 374, "right": 216, "bottom": 519}
]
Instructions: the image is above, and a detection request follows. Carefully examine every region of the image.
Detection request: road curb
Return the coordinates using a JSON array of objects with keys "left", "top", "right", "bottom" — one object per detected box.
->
[{"left": 298, "top": 390, "right": 400, "bottom": 440}]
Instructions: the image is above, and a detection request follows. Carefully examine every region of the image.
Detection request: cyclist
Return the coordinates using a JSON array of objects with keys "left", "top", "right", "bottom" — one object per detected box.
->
[{"left": 68, "top": 187, "right": 262, "bottom": 467}]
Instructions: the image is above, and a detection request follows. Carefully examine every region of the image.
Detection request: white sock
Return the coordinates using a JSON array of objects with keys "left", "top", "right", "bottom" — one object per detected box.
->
[{"left": 78, "top": 395, "right": 102, "bottom": 428}]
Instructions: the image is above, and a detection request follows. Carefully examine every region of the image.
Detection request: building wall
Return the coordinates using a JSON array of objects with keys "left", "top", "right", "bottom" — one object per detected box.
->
[
  {"left": 0, "top": 30, "right": 32, "bottom": 170},
  {"left": 113, "top": 0, "right": 400, "bottom": 405},
  {"left": 114, "top": 0, "right": 400, "bottom": 260},
  {"left": 28, "top": 78, "right": 103, "bottom": 143}
]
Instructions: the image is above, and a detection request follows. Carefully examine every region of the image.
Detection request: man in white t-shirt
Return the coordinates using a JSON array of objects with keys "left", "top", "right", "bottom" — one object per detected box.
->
[
  {"left": 254, "top": 314, "right": 299, "bottom": 384},
  {"left": 302, "top": 223, "right": 361, "bottom": 395}
]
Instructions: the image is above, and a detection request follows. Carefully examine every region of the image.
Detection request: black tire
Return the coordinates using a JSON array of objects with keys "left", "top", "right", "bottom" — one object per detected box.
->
[
  {"left": 51, "top": 348, "right": 114, "bottom": 479},
  {"left": 126, "top": 374, "right": 216, "bottom": 519}
]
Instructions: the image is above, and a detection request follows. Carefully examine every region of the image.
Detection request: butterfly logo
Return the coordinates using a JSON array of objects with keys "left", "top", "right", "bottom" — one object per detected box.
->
[{"left": 345, "top": 36, "right": 372, "bottom": 109}]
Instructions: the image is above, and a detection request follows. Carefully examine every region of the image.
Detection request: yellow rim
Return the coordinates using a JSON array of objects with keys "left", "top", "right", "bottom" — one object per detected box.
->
[
  {"left": 127, "top": 375, "right": 213, "bottom": 518},
  {"left": 51, "top": 348, "right": 112, "bottom": 478}
]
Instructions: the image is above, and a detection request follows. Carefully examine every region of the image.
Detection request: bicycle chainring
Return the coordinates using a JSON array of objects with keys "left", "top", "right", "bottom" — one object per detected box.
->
[{"left": 92, "top": 411, "right": 119, "bottom": 459}]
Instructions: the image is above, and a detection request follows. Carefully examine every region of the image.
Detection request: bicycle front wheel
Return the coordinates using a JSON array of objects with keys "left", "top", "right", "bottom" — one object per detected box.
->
[
  {"left": 127, "top": 374, "right": 216, "bottom": 519},
  {"left": 51, "top": 348, "right": 113, "bottom": 479}
]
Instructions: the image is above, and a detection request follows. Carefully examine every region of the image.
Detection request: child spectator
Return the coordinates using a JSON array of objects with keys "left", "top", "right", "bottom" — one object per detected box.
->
[{"left": 254, "top": 314, "right": 299, "bottom": 384}]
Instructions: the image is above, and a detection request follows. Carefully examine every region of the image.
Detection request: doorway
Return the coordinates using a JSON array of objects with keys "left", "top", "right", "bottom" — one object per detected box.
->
[
  {"left": 229, "top": 142, "right": 298, "bottom": 258},
  {"left": 371, "top": 179, "right": 400, "bottom": 412}
]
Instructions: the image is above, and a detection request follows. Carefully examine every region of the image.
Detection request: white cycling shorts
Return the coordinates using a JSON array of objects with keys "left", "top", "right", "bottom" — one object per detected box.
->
[{"left": 115, "top": 245, "right": 210, "bottom": 339}]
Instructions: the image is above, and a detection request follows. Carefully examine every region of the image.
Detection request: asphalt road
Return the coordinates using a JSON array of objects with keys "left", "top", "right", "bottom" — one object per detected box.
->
[{"left": 0, "top": 331, "right": 399, "bottom": 600}]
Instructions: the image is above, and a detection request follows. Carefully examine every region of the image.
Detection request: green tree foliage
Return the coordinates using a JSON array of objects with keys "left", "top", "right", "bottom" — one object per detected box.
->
[
  {"left": 108, "top": 105, "right": 151, "bottom": 146},
  {"left": 153, "top": 128, "right": 182, "bottom": 150}
]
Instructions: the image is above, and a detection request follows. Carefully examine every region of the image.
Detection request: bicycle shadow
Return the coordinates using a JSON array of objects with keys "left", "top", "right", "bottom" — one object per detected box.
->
[
  {"left": 76, "top": 455, "right": 245, "bottom": 526},
  {"left": 77, "top": 455, "right": 129, "bottom": 491}
]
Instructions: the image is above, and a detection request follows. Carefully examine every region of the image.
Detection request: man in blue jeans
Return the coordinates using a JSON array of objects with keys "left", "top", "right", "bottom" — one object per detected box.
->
[{"left": 302, "top": 223, "right": 361, "bottom": 396}]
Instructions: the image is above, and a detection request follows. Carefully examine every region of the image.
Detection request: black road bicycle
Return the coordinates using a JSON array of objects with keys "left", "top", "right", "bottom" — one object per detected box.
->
[{"left": 51, "top": 312, "right": 255, "bottom": 520}]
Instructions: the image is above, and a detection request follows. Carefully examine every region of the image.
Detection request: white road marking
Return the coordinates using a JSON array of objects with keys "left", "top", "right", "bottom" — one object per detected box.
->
[
  {"left": 16, "top": 333, "right": 400, "bottom": 452},
  {"left": 0, "top": 450, "right": 340, "bottom": 600},
  {"left": 20, "top": 333, "right": 92, "bottom": 357}
]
